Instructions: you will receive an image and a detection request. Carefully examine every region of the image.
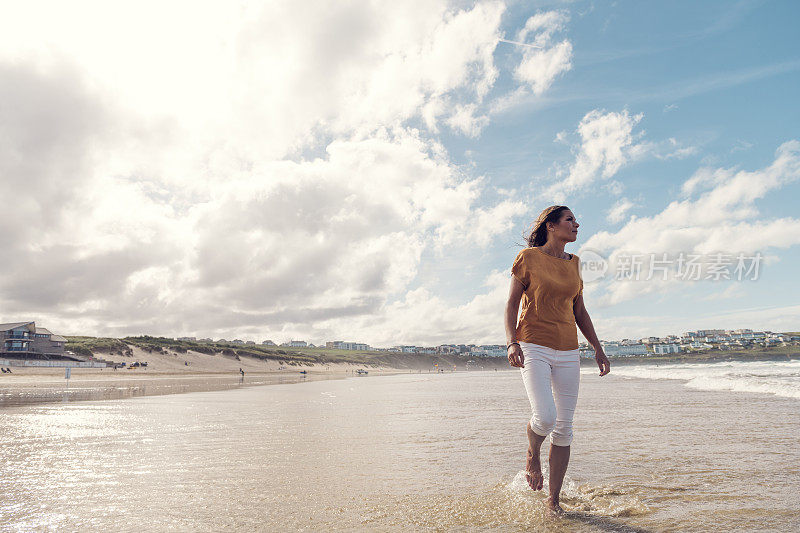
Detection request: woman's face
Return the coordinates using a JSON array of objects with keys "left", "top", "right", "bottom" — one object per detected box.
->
[{"left": 548, "top": 209, "right": 579, "bottom": 242}]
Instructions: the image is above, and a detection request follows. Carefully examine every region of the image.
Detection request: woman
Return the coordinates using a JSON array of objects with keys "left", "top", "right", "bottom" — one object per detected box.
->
[{"left": 504, "top": 205, "right": 610, "bottom": 515}]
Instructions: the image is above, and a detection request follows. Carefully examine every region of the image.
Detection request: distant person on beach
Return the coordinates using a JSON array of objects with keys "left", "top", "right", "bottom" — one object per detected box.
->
[{"left": 504, "top": 205, "right": 610, "bottom": 515}]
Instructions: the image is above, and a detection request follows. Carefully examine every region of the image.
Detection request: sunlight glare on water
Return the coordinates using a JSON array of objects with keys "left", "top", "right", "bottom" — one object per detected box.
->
[{"left": 1, "top": 367, "right": 798, "bottom": 531}]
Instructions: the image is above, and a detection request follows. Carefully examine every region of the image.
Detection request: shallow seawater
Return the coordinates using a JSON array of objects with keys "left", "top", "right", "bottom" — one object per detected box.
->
[
  {"left": 1, "top": 367, "right": 798, "bottom": 531},
  {"left": 0, "top": 373, "right": 323, "bottom": 408},
  {"left": 610, "top": 358, "right": 800, "bottom": 399}
]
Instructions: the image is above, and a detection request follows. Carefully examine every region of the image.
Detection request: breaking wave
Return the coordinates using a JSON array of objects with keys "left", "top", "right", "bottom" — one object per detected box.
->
[{"left": 610, "top": 360, "right": 800, "bottom": 399}]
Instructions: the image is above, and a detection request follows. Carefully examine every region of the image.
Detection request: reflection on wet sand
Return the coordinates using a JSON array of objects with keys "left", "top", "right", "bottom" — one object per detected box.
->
[{"left": 0, "top": 372, "right": 345, "bottom": 408}]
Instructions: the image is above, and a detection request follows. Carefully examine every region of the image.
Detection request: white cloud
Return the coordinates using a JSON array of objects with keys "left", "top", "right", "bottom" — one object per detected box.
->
[
  {"left": 605, "top": 180, "right": 625, "bottom": 196},
  {"left": 0, "top": 1, "right": 545, "bottom": 345},
  {"left": 0, "top": 1, "right": 507, "bottom": 161},
  {"left": 606, "top": 198, "right": 635, "bottom": 224},
  {"left": 488, "top": 9, "right": 573, "bottom": 115},
  {"left": 2, "top": 125, "right": 522, "bottom": 342},
  {"left": 512, "top": 11, "right": 573, "bottom": 96},
  {"left": 631, "top": 137, "right": 699, "bottom": 162},
  {"left": 731, "top": 139, "right": 755, "bottom": 153},
  {"left": 356, "top": 269, "right": 512, "bottom": 346},
  {"left": 514, "top": 41, "right": 573, "bottom": 96},
  {"left": 680, "top": 166, "right": 733, "bottom": 197},
  {"left": 445, "top": 104, "right": 490, "bottom": 138},
  {"left": 546, "top": 109, "right": 643, "bottom": 201},
  {"left": 702, "top": 284, "right": 745, "bottom": 301},
  {"left": 0, "top": 63, "right": 108, "bottom": 243},
  {"left": 581, "top": 140, "right": 800, "bottom": 306},
  {"left": 545, "top": 110, "right": 700, "bottom": 202}
]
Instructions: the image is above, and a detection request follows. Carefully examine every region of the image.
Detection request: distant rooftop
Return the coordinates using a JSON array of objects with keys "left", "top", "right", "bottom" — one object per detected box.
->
[{"left": 0, "top": 321, "right": 34, "bottom": 331}]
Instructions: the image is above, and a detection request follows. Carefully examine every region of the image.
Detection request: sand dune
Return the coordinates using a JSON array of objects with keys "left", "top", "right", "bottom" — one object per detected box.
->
[{"left": 1, "top": 345, "right": 402, "bottom": 377}]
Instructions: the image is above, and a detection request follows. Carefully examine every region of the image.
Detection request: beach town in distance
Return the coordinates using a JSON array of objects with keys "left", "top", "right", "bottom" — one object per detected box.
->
[
  {"left": 1, "top": 320, "right": 798, "bottom": 406},
  {"left": 2, "top": 321, "right": 799, "bottom": 367}
]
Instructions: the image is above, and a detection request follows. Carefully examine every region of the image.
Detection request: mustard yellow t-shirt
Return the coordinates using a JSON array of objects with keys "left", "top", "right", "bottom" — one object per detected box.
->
[{"left": 511, "top": 247, "right": 583, "bottom": 351}]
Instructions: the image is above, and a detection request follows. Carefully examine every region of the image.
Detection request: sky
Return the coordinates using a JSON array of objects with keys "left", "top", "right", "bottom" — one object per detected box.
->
[{"left": 0, "top": 0, "right": 798, "bottom": 346}]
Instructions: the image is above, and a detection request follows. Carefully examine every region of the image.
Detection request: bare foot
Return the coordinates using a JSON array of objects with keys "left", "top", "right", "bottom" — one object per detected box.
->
[
  {"left": 525, "top": 448, "right": 544, "bottom": 491},
  {"left": 544, "top": 496, "right": 564, "bottom": 516}
]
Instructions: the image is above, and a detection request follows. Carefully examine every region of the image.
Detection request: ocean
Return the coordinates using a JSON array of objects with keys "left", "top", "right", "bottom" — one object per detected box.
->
[
  {"left": 1, "top": 361, "right": 798, "bottom": 531},
  {"left": 610, "top": 358, "right": 800, "bottom": 399}
]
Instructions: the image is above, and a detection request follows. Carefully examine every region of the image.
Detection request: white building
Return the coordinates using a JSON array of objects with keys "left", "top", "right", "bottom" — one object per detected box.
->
[
  {"left": 653, "top": 343, "right": 681, "bottom": 354},
  {"left": 479, "top": 345, "right": 506, "bottom": 357},
  {"left": 436, "top": 344, "right": 459, "bottom": 354},
  {"left": 326, "top": 341, "right": 370, "bottom": 351},
  {"left": 391, "top": 346, "right": 417, "bottom": 353},
  {"left": 602, "top": 341, "right": 648, "bottom": 357},
  {"left": 687, "top": 341, "right": 713, "bottom": 349}
]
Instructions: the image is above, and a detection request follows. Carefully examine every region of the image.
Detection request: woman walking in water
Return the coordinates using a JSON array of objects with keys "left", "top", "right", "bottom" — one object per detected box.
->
[{"left": 504, "top": 205, "right": 610, "bottom": 515}]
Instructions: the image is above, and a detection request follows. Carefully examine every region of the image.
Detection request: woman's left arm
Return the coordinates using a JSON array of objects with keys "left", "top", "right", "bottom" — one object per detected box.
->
[{"left": 573, "top": 294, "right": 611, "bottom": 376}]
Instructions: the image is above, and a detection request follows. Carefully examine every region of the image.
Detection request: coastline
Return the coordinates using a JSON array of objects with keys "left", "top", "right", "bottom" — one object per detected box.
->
[
  {"left": 57, "top": 335, "right": 800, "bottom": 375},
  {"left": 0, "top": 340, "right": 513, "bottom": 409},
  {"left": 4, "top": 341, "right": 796, "bottom": 409},
  {"left": 592, "top": 349, "right": 800, "bottom": 367},
  {"left": 0, "top": 346, "right": 415, "bottom": 408},
  {"left": 0, "top": 368, "right": 421, "bottom": 409}
]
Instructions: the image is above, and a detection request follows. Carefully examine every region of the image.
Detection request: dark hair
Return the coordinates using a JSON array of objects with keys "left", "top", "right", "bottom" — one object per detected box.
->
[{"left": 524, "top": 205, "right": 570, "bottom": 247}]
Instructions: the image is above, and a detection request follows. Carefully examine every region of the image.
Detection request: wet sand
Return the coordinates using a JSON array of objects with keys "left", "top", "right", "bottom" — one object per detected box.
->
[
  {"left": 0, "top": 365, "right": 411, "bottom": 409},
  {"left": 0, "top": 344, "right": 413, "bottom": 408},
  {"left": 0, "top": 371, "right": 345, "bottom": 408}
]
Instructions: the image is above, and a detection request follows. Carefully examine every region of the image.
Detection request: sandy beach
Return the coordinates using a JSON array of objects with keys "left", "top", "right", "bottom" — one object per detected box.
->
[{"left": 0, "top": 347, "right": 409, "bottom": 408}]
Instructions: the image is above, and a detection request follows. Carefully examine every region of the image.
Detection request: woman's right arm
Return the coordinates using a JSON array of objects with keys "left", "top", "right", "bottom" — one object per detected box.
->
[{"left": 505, "top": 276, "right": 525, "bottom": 368}]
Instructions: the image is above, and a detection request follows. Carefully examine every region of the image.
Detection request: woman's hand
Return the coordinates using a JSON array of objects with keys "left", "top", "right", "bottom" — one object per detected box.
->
[
  {"left": 594, "top": 349, "right": 611, "bottom": 376},
  {"left": 508, "top": 344, "right": 524, "bottom": 368}
]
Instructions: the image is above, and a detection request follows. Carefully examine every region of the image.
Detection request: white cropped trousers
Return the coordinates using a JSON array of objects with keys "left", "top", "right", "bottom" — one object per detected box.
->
[{"left": 519, "top": 341, "right": 580, "bottom": 447}]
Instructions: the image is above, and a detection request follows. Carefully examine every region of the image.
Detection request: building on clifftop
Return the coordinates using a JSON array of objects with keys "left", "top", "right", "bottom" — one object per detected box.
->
[{"left": 0, "top": 321, "right": 67, "bottom": 359}]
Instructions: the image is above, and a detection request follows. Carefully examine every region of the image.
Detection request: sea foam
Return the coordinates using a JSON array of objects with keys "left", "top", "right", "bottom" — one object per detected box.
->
[{"left": 609, "top": 359, "right": 800, "bottom": 399}]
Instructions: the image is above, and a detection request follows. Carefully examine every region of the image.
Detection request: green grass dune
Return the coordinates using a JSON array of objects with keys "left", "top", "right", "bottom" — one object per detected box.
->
[
  {"left": 65, "top": 336, "right": 507, "bottom": 370},
  {"left": 65, "top": 335, "right": 800, "bottom": 370}
]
